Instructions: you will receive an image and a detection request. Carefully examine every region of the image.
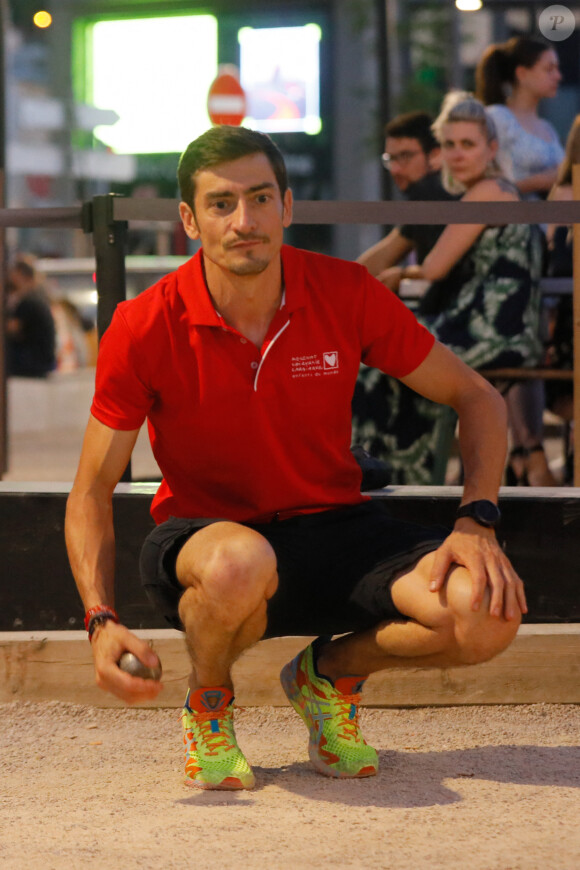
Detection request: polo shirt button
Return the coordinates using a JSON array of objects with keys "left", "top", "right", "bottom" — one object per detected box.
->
[
  {"left": 240, "top": 338, "right": 247, "bottom": 344},
  {"left": 251, "top": 361, "right": 259, "bottom": 369}
]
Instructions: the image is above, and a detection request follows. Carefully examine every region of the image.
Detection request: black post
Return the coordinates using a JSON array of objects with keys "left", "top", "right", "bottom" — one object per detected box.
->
[
  {"left": 0, "top": 0, "right": 8, "bottom": 477},
  {"left": 85, "top": 193, "right": 131, "bottom": 480},
  {"left": 377, "top": 0, "right": 390, "bottom": 203},
  {"left": 89, "top": 194, "right": 128, "bottom": 340}
]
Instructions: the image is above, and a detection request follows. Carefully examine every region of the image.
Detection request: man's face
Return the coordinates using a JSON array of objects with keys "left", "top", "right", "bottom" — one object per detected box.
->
[
  {"left": 383, "top": 136, "right": 433, "bottom": 192},
  {"left": 180, "top": 153, "right": 293, "bottom": 277}
]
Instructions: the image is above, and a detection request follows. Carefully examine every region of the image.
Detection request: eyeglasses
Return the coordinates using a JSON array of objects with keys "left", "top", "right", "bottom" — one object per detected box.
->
[{"left": 381, "top": 150, "right": 423, "bottom": 169}]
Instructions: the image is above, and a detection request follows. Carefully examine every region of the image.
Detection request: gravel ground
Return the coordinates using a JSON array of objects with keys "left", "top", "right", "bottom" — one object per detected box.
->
[{"left": 1, "top": 701, "right": 579, "bottom": 869}]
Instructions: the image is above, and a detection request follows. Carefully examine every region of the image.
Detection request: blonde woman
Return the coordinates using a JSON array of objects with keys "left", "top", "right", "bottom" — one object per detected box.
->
[
  {"left": 353, "top": 93, "right": 544, "bottom": 484},
  {"left": 401, "top": 92, "right": 543, "bottom": 370}
]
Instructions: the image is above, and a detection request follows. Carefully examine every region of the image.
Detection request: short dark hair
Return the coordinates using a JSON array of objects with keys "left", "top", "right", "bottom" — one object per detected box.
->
[
  {"left": 178, "top": 126, "right": 288, "bottom": 209},
  {"left": 384, "top": 111, "right": 438, "bottom": 154},
  {"left": 11, "top": 259, "right": 36, "bottom": 281}
]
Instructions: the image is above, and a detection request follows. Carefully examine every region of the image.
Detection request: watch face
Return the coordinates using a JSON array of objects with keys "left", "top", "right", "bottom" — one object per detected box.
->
[
  {"left": 473, "top": 500, "right": 500, "bottom": 526},
  {"left": 457, "top": 500, "right": 500, "bottom": 526}
]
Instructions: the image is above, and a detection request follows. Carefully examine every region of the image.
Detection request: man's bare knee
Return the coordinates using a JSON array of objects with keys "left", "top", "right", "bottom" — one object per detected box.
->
[
  {"left": 458, "top": 609, "right": 520, "bottom": 665},
  {"left": 200, "top": 534, "right": 275, "bottom": 595},
  {"left": 177, "top": 525, "right": 277, "bottom": 630},
  {"left": 447, "top": 568, "right": 521, "bottom": 665}
]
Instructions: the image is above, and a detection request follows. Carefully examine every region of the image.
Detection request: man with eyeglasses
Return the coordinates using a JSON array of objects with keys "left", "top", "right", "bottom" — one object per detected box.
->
[{"left": 357, "top": 111, "right": 455, "bottom": 288}]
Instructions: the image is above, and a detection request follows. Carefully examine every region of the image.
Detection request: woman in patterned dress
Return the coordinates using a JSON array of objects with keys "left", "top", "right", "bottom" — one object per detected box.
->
[
  {"left": 474, "top": 37, "right": 564, "bottom": 484},
  {"left": 352, "top": 93, "right": 543, "bottom": 485}
]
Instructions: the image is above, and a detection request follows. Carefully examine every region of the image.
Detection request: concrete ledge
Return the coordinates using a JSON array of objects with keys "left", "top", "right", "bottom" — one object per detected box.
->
[{"left": 1, "top": 625, "right": 579, "bottom": 708}]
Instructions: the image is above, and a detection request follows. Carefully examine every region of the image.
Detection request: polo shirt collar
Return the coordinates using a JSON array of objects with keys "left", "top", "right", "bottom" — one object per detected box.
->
[
  {"left": 175, "top": 250, "right": 219, "bottom": 326},
  {"left": 175, "top": 245, "right": 307, "bottom": 326},
  {"left": 280, "top": 245, "right": 307, "bottom": 313}
]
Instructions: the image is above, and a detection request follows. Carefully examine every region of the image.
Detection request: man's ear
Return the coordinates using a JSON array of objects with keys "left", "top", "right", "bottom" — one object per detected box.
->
[
  {"left": 282, "top": 188, "right": 293, "bottom": 228},
  {"left": 427, "top": 146, "right": 442, "bottom": 172},
  {"left": 179, "top": 202, "right": 201, "bottom": 240}
]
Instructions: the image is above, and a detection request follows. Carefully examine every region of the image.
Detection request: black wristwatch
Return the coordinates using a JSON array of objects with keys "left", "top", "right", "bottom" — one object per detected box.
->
[{"left": 455, "top": 499, "right": 501, "bottom": 528}]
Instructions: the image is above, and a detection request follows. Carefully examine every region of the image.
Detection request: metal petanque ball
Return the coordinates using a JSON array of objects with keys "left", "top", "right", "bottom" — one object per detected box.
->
[{"left": 118, "top": 651, "right": 162, "bottom": 681}]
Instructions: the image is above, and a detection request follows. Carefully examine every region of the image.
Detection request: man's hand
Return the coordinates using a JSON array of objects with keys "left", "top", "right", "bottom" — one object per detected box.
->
[
  {"left": 429, "top": 518, "right": 527, "bottom": 621},
  {"left": 90, "top": 620, "right": 163, "bottom": 704}
]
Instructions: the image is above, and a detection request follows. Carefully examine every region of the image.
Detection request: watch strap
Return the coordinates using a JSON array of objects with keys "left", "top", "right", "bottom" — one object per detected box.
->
[{"left": 455, "top": 499, "right": 500, "bottom": 528}]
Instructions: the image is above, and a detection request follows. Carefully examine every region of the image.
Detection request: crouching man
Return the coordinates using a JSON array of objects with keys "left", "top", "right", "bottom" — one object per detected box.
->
[{"left": 66, "top": 126, "right": 525, "bottom": 790}]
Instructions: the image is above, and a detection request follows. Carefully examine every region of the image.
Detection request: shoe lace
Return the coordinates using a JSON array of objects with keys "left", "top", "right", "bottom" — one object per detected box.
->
[
  {"left": 193, "top": 709, "right": 236, "bottom": 755},
  {"left": 333, "top": 693, "right": 363, "bottom": 741}
]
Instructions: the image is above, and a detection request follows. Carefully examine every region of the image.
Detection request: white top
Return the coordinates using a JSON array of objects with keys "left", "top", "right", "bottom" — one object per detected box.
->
[{"left": 486, "top": 104, "right": 564, "bottom": 192}]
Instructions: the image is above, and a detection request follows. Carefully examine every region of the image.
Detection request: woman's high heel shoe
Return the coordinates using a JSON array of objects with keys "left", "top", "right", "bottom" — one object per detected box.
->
[
  {"left": 506, "top": 446, "right": 528, "bottom": 485},
  {"left": 525, "top": 444, "right": 558, "bottom": 487},
  {"left": 506, "top": 444, "right": 558, "bottom": 487}
]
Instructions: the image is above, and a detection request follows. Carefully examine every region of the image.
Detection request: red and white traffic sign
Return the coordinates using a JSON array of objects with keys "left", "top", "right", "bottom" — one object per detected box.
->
[{"left": 207, "top": 65, "right": 247, "bottom": 127}]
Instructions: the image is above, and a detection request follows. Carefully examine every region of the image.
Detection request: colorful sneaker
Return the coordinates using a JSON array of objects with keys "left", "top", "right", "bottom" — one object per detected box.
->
[
  {"left": 181, "top": 687, "right": 255, "bottom": 790},
  {"left": 280, "top": 640, "right": 378, "bottom": 779}
]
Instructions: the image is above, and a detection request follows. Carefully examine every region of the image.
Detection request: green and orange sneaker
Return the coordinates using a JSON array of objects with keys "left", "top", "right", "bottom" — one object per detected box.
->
[
  {"left": 280, "top": 640, "right": 378, "bottom": 779},
  {"left": 181, "top": 687, "right": 255, "bottom": 790}
]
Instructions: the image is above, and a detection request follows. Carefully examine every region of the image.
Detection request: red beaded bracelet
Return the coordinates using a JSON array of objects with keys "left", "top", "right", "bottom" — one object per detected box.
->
[{"left": 84, "top": 605, "right": 119, "bottom": 641}]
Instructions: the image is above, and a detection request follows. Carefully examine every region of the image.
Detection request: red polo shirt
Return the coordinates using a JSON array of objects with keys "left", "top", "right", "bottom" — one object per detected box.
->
[{"left": 91, "top": 246, "right": 434, "bottom": 524}]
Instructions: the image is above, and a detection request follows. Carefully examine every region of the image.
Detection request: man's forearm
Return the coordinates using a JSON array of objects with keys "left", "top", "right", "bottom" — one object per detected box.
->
[
  {"left": 65, "top": 418, "right": 139, "bottom": 617},
  {"left": 65, "top": 488, "right": 117, "bottom": 611},
  {"left": 455, "top": 382, "right": 507, "bottom": 504},
  {"left": 357, "top": 229, "right": 413, "bottom": 276},
  {"left": 402, "top": 342, "right": 508, "bottom": 503}
]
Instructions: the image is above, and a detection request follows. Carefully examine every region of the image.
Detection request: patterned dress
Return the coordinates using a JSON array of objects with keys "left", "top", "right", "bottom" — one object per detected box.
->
[{"left": 351, "top": 222, "right": 544, "bottom": 484}]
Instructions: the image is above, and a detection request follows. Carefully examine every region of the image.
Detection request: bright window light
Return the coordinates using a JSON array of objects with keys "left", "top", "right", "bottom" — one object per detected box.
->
[
  {"left": 456, "top": 0, "right": 483, "bottom": 10},
  {"left": 238, "top": 24, "right": 322, "bottom": 135},
  {"left": 91, "top": 15, "right": 218, "bottom": 154}
]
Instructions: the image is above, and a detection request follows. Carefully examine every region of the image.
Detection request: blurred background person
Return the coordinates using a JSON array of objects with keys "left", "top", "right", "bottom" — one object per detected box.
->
[
  {"left": 543, "top": 115, "right": 580, "bottom": 481},
  {"left": 546, "top": 114, "right": 580, "bottom": 277},
  {"left": 475, "top": 36, "right": 564, "bottom": 484},
  {"left": 5, "top": 256, "right": 56, "bottom": 379},
  {"left": 475, "top": 36, "right": 564, "bottom": 199},
  {"left": 353, "top": 93, "right": 543, "bottom": 485},
  {"left": 357, "top": 111, "right": 456, "bottom": 282},
  {"left": 50, "top": 297, "right": 94, "bottom": 373}
]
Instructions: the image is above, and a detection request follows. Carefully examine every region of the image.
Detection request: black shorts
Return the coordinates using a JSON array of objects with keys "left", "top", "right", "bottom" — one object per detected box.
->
[{"left": 139, "top": 501, "right": 449, "bottom": 638}]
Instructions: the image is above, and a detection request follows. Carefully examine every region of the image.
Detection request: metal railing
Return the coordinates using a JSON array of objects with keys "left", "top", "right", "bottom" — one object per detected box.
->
[{"left": 1, "top": 187, "right": 579, "bottom": 483}]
